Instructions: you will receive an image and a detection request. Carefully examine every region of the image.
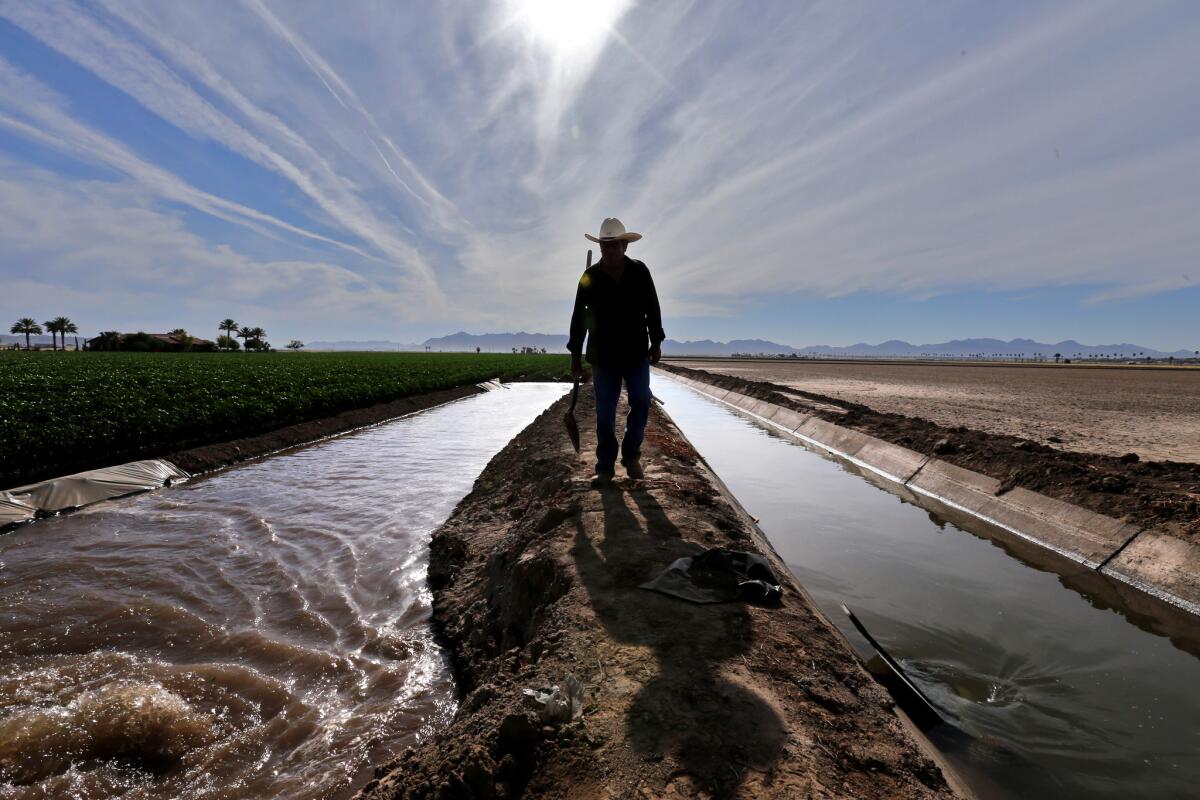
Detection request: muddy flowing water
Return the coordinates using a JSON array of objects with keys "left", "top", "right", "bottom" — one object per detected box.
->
[
  {"left": 653, "top": 376, "right": 1200, "bottom": 799},
  {"left": 0, "top": 384, "right": 567, "bottom": 799}
]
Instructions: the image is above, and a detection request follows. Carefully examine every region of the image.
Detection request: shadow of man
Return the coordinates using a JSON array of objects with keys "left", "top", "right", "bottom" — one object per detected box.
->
[{"left": 571, "top": 484, "right": 785, "bottom": 797}]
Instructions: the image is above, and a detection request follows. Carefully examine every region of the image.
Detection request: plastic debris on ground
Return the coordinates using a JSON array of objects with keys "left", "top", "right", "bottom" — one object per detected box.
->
[
  {"left": 639, "top": 547, "right": 783, "bottom": 606},
  {"left": 523, "top": 674, "right": 583, "bottom": 725}
]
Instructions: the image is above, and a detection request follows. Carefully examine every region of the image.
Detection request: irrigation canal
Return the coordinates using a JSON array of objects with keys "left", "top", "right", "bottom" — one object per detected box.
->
[
  {"left": 0, "top": 384, "right": 567, "bottom": 799},
  {"left": 2, "top": 378, "right": 1199, "bottom": 798},
  {"left": 653, "top": 375, "right": 1200, "bottom": 799}
]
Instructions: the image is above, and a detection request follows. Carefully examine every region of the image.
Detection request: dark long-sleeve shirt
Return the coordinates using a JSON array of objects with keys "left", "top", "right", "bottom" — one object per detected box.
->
[{"left": 567, "top": 256, "right": 665, "bottom": 368}]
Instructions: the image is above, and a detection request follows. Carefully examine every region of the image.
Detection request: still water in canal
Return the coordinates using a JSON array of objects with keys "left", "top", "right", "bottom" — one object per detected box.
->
[
  {"left": 653, "top": 375, "right": 1200, "bottom": 799},
  {"left": 0, "top": 384, "right": 567, "bottom": 799}
]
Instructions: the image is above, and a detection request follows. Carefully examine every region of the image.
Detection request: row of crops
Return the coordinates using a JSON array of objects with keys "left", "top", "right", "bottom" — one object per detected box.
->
[{"left": 1, "top": 351, "right": 572, "bottom": 487}]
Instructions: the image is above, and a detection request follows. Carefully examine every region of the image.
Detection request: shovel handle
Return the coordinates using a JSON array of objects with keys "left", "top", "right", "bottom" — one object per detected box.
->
[
  {"left": 570, "top": 248, "right": 592, "bottom": 404},
  {"left": 568, "top": 377, "right": 581, "bottom": 413}
]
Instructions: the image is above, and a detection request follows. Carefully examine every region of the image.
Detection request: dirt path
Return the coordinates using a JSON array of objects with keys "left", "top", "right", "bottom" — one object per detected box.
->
[
  {"left": 670, "top": 359, "right": 1200, "bottom": 463},
  {"left": 357, "top": 393, "right": 956, "bottom": 799}
]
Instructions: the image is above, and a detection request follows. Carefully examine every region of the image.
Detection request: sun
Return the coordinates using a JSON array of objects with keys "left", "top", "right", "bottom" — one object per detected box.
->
[{"left": 511, "top": 0, "right": 631, "bottom": 53}]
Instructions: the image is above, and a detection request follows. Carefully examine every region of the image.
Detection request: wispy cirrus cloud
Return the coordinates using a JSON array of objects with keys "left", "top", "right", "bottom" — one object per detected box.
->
[
  {"left": 0, "top": 0, "right": 446, "bottom": 303},
  {"left": 0, "top": 0, "right": 1197, "bottom": 345},
  {"left": 239, "top": 0, "right": 465, "bottom": 231},
  {"left": 0, "top": 162, "right": 418, "bottom": 330},
  {"left": 0, "top": 57, "right": 375, "bottom": 258}
]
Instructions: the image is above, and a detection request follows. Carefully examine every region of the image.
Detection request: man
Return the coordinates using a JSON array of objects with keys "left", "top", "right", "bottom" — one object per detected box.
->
[{"left": 567, "top": 217, "right": 665, "bottom": 484}]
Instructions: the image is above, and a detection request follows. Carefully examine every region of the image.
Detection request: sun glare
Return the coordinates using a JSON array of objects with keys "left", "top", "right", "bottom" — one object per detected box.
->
[{"left": 513, "top": 0, "right": 630, "bottom": 53}]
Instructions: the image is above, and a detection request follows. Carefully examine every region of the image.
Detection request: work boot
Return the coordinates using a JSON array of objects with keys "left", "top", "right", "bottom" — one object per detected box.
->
[
  {"left": 621, "top": 457, "right": 644, "bottom": 480},
  {"left": 591, "top": 469, "right": 614, "bottom": 487}
]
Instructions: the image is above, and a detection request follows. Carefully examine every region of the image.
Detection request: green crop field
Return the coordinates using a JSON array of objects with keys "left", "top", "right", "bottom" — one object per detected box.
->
[{"left": 0, "top": 351, "right": 571, "bottom": 487}]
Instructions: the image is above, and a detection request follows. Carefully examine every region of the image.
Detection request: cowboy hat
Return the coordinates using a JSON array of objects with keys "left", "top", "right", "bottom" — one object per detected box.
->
[{"left": 585, "top": 217, "right": 642, "bottom": 243}]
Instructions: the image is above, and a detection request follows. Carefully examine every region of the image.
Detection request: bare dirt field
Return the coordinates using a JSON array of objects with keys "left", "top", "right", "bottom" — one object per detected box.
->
[{"left": 669, "top": 359, "right": 1200, "bottom": 464}]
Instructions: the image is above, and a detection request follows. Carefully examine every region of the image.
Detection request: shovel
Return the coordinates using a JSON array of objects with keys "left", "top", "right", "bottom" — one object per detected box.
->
[
  {"left": 564, "top": 249, "right": 592, "bottom": 453},
  {"left": 564, "top": 375, "right": 582, "bottom": 453}
]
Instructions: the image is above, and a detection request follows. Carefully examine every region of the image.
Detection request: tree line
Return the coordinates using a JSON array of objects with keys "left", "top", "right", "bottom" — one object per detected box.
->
[
  {"left": 217, "top": 319, "right": 274, "bottom": 351},
  {"left": 216, "top": 319, "right": 302, "bottom": 351},
  {"left": 9, "top": 317, "right": 79, "bottom": 350},
  {"left": 8, "top": 316, "right": 303, "bottom": 352}
]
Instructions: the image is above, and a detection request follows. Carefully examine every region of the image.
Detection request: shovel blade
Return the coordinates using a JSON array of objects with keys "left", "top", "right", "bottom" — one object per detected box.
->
[{"left": 564, "top": 412, "right": 581, "bottom": 453}]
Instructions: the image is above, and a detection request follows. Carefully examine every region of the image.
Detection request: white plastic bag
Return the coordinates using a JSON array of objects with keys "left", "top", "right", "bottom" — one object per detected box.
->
[{"left": 522, "top": 674, "right": 583, "bottom": 724}]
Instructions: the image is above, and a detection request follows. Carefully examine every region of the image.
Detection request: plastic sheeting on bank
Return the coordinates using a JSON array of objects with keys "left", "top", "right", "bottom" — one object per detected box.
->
[
  {"left": 1, "top": 459, "right": 188, "bottom": 529},
  {"left": 0, "top": 492, "right": 38, "bottom": 528}
]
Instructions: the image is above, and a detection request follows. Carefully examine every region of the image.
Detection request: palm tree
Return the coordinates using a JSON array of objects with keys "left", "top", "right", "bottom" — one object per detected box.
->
[
  {"left": 43, "top": 319, "right": 60, "bottom": 351},
  {"left": 48, "top": 317, "right": 76, "bottom": 351},
  {"left": 246, "top": 327, "right": 267, "bottom": 351},
  {"left": 237, "top": 325, "right": 252, "bottom": 350},
  {"left": 62, "top": 319, "right": 79, "bottom": 350},
  {"left": 11, "top": 318, "right": 43, "bottom": 350},
  {"left": 218, "top": 319, "right": 239, "bottom": 350}
]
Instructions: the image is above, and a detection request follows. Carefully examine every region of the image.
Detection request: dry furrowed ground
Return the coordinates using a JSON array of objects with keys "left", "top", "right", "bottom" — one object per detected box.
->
[{"left": 668, "top": 359, "right": 1200, "bottom": 463}]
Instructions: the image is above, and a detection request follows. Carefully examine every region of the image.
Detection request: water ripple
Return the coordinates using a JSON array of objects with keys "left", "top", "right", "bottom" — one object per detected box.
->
[{"left": 0, "top": 384, "right": 568, "bottom": 799}]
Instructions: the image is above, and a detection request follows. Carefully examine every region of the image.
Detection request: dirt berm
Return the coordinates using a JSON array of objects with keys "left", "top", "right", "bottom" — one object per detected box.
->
[{"left": 356, "top": 392, "right": 957, "bottom": 799}]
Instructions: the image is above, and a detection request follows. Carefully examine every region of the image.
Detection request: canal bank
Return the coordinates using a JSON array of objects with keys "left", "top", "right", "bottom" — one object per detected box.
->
[{"left": 357, "top": 392, "right": 958, "bottom": 799}]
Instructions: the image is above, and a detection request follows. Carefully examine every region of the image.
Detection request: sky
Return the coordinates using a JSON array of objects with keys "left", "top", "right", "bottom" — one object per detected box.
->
[{"left": 0, "top": 0, "right": 1197, "bottom": 350}]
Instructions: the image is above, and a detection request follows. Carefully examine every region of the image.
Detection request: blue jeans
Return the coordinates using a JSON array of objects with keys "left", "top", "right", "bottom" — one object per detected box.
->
[{"left": 592, "top": 357, "right": 651, "bottom": 474}]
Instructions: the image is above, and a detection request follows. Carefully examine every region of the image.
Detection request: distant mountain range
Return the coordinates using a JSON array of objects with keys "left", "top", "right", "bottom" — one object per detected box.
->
[
  {"left": 1, "top": 333, "right": 83, "bottom": 348},
  {"left": 419, "top": 331, "right": 808, "bottom": 355},
  {"left": 787, "top": 338, "right": 1190, "bottom": 359},
  {"left": 1, "top": 334, "right": 56, "bottom": 345},
  {"left": 422, "top": 331, "right": 566, "bottom": 351},
  {"left": 415, "top": 332, "right": 1195, "bottom": 359},
  {"left": 788, "top": 338, "right": 1196, "bottom": 359},
  {"left": 662, "top": 339, "right": 798, "bottom": 356},
  {"left": 304, "top": 339, "right": 424, "bottom": 351},
  {"left": 8, "top": 332, "right": 1193, "bottom": 358}
]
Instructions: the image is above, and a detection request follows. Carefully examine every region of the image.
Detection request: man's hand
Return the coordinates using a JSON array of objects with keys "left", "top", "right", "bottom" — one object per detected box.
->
[
  {"left": 571, "top": 355, "right": 584, "bottom": 380},
  {"left": 649, "top": 343, "right": 662, "bottom": 364}
]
